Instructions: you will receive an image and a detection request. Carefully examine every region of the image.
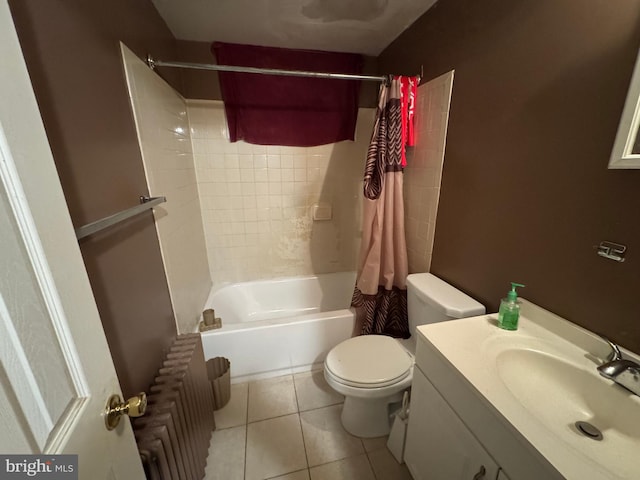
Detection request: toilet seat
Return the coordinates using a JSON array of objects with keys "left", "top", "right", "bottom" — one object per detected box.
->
[{"left": 325, "top": 335, "right": 413, "bottom": 388}]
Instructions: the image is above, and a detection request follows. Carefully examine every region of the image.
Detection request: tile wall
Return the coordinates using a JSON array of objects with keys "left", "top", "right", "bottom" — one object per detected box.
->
[
  {"left": 122, "top": 45, "right": 212, "bottom": 333},
  {"left": 404, "top": 71, "right": 454, "bottom": 273},
  {"left": 121, "top": 45, "right": 448, "bottom": 328},
  {"left": 187, "top": 100, "right": 375, "bottom": 286}
]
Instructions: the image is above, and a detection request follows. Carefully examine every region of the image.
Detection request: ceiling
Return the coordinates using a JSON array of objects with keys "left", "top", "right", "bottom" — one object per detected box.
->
[{"left": 151, "top": 0, "right": 437, "bottom": 56}]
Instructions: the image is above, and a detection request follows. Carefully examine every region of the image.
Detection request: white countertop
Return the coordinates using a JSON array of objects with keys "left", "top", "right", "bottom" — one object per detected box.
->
[{"left": 417, "top": 299, "right": 640, "bottom": 480}]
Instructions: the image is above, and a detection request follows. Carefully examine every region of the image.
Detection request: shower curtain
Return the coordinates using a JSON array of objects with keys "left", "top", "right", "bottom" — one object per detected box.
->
[{"left": 351, "top": 76, "right": 415, "bottom": 338}]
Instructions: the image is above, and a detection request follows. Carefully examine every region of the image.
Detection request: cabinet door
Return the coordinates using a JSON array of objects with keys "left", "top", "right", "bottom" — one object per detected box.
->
[{"left": 405, "top": 368, "right": 500, "bottom": 480}]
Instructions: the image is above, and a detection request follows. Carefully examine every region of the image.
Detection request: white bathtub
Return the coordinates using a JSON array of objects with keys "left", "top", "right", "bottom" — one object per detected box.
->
[{"left": 200, "top": 272, "right": 356, "bottom": 382}]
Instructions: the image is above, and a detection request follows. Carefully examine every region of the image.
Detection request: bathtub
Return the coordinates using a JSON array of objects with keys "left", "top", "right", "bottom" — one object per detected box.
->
[{"left": 200, "top": 272, "right": 356, "bottom": 382}]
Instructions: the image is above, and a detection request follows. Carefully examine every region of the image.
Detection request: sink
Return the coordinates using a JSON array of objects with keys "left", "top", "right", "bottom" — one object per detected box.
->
[
  {"left": 417, "top": 299, "right": 640, "bottom": 479},
  {"left": 496, "top": 348, "right": 640, "bottom": 435},
  {"left": 496, "top": 347, "right": 640, "bottom": 477}
]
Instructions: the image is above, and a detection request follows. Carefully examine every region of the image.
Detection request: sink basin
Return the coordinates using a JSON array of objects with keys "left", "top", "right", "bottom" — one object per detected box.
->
[
  {"left": 496, "top": 347, "right": 640, "bottom": 478},
  {"left": 497, "top": 348, "right": 640, "bottom": 434},
  {"left": 417, "top": 299, "right": 640, "bottom": 480}
]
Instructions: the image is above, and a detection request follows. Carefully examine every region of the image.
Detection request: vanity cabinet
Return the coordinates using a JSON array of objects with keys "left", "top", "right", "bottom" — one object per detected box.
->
[
  {"left": 406, "top": 326, "right": 562, "bottom": 480},
  {"left": 405, "top": 365, "right": 502, "bottom": 480}
]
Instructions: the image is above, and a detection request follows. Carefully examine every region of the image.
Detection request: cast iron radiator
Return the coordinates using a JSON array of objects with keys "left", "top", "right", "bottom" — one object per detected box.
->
[{"left": 133, "top": 333, "right": 216, "bottom": 480}]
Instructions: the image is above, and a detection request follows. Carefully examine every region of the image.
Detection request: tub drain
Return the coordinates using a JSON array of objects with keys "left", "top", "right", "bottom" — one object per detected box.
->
[{"left": 574, "top": 421, "right": 603, "bottom": 441}]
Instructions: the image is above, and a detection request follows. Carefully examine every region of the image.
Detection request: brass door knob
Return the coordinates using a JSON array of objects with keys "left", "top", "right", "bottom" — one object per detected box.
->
[{"left": 104, "top": 392, "right": 147, "bottom": 431}]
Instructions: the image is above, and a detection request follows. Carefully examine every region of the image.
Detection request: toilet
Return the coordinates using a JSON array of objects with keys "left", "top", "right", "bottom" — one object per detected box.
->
[{"left": 324, "top": 273, "right": 485, "bottom": 438}]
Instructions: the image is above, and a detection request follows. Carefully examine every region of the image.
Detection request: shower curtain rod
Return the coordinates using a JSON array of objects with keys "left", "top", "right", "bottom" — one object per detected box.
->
[{"left": 146, "top": 54, "right": 389, "bottom": 83}]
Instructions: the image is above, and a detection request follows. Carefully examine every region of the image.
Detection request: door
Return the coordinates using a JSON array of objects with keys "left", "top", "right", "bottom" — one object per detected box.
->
[{"left": 0, "top": 1, "right": 145, "bottom": 478}]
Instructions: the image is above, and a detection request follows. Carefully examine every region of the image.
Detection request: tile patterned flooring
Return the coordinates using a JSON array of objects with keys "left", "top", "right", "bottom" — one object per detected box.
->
[{"left": 204, "top": 370, "right": 413, "bottom": 480}]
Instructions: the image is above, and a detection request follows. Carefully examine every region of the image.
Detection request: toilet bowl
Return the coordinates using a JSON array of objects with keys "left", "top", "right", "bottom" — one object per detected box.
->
[
  {"left": 324, "top": 273, "right": 486, "bottom": 438},
  {"left": 324, "top": 334, "right": 413, "bottom": 438}
]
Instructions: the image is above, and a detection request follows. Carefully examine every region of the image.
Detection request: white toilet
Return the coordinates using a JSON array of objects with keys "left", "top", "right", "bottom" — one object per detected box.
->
[{"left": 324, "top": 273, "right": 485, "bottom": 438}]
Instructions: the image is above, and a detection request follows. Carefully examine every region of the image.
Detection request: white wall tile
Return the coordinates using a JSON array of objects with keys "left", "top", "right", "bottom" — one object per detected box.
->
[
  {"left": 122, "top": 45, "right": 212, "bottom": 334},
  {"left": 187, "top": 100, "right": 374, "bottom": 286},
  {"left": 404, "top": 71, "right": 455, "bottom": 274}
]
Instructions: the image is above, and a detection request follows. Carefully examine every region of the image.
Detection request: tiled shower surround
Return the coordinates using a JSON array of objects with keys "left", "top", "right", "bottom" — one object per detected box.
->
[
  {"left": 122, "top": 45, "right": 212, "bottom": 334},
  {"left": 403, "top": 72, "right": 454, "bottom": 273},
  {"left": 188, "top": 100, "right": 374, "bottom": 287},
  {"left": 124, "top": 45, "right": 449, "bottom": 331}
]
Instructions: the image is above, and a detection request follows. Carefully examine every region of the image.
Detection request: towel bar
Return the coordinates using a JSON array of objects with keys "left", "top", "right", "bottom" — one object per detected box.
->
[{"left": 75, "top": 195, "right": 166, "bottom": 240}]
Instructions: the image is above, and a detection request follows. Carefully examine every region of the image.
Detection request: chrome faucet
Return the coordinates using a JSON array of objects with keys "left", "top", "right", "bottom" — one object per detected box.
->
[{"left": 597, "top": 337, "right": 640, "bottom": 397}]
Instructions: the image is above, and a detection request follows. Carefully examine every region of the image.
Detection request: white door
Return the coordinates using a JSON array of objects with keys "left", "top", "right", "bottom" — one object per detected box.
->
[{"left": 0, "top": 1, "right": 145, "bottom": 478}]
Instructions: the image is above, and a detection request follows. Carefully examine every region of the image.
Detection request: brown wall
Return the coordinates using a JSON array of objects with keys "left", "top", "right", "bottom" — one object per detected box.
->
[
  {"left": 379, "top": 0, "right": 640, "bottom": 351},
  {"left": 176, "top": 40, "right": 380, "bottom": 107},
  {"left": 176, "top": 40, "right": 223, "bottom": 100},
  {"left": 9, "top": 0, "right": 179, "bottom": 396}
]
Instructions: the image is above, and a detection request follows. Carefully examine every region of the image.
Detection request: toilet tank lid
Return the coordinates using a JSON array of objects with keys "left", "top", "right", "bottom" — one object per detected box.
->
[{"left": 407, "top": 273, "right": 485, "bottom": 318}]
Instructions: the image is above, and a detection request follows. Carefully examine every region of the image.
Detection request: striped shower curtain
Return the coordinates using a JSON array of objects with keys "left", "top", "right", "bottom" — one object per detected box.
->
[{"left": 351, "top": 77, "right": 413, "bottom": 338}]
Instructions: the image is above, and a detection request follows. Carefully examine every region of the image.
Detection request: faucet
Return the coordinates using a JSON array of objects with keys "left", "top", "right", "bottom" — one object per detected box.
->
[{"left": 597, "top": 337, "right": 640, "bottom": 397}]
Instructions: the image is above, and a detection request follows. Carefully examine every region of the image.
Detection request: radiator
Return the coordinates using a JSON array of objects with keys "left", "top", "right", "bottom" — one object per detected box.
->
[{"left": 133, "top": 333, "right": 216, "bottom": 480}]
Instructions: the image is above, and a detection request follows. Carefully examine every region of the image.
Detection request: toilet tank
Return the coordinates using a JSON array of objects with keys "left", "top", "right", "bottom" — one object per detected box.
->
[{"left": 406, "top": 273, "right": 485, "bottom": 335}]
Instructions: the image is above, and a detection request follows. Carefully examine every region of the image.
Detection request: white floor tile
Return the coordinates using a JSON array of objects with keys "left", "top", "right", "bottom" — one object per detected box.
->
[
  {"left": 214, "top": 382, "right": 248, "bottom": 429},
  {"left": 300, "top": 404, "right": 364, "bottom": 467},
  {"left": 309, "top": 454, "right": 375, "bottom": 480},
  {"left": 367, "top": 447, "right": 412, "bottom": 480},
  {"left": 362, "top": 436, "right": 388, "bottom": 453},
  {"left": 206, "top": 373, "right": 397, "bottom": 480},
  {"left": 204, "top": 425, "right": 246, "bottom": 480},
  {"left": 268, "top": 469, "right": 310, "bottom": 480},
  {"left": 245, "top": 413, "right": 307, "bottom": 480},
  {"left": 248, "top": 375, "right": 298, "bottom": 423},
  {"left": 293, "top": 371, "right": 343, "bottom": 412}
]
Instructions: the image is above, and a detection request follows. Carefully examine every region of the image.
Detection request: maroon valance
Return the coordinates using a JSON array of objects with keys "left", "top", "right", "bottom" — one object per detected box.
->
[{"left": 212, "top": 42, "right": 363, "bottom": 147}]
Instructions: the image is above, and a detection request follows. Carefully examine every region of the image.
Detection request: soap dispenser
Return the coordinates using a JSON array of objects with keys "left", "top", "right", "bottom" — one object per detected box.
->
[{"left": 498, "top": 282, "right": 525, "bottom": 330}]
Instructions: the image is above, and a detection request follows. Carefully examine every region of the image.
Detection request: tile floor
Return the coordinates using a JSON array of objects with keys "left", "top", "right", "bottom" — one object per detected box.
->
[{"left": 204, "top": 370, "right": 413, "bottom": 480}]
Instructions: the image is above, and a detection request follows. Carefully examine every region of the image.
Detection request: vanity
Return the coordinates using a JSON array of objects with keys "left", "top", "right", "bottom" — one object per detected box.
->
[{"left": 404, "top": 299, "right": 640, "bottom": 480}]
